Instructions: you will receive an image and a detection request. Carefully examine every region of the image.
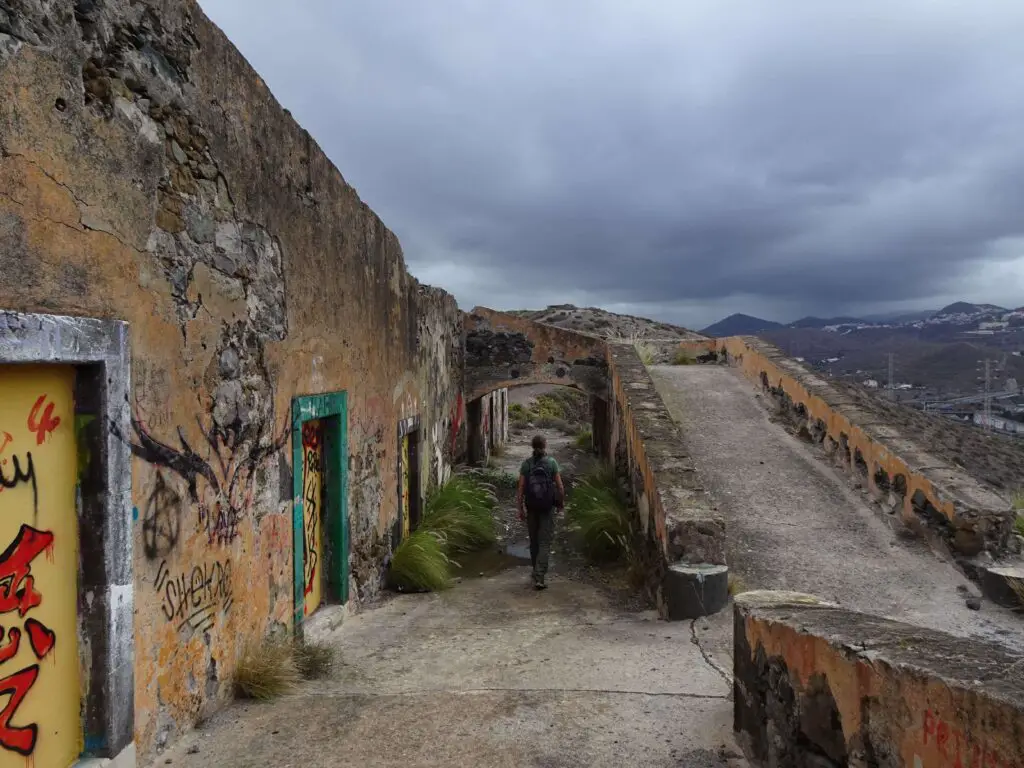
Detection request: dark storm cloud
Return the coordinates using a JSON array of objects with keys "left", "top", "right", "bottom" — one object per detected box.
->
[{"left": 198, "top": 0, "right": 1024, "bottom": 324}]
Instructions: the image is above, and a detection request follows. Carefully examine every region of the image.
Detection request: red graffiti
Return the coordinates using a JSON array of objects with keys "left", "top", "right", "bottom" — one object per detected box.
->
[
  {"left": 450, "top": 393, "right": 464, "bottom": 453},
  {"left": 27, "top": 395, "right": 61, "bottom": 446},
  {"left": 0, "top": 433, "right": 11, "bottom": 454},
  {"left": 25, "top": 620, "right": 54, "bottom": 660},
  {"left": 922, "top": 709, "right": 1017, "bottom": 768},
  {"left": 0, "top": 629, "right": 20, "bottom": 664},
  {"left": 0, "top": 666, "right": 39, "bottom": 756},
  {"left": 0, "top": 526, "right": 53, "bottom": 618},
  {"left": 301, "top": 421, "right": 322, "bottom": 450},
  {"left": 0, "top": 525, "right": 56, "bottom": 758}
]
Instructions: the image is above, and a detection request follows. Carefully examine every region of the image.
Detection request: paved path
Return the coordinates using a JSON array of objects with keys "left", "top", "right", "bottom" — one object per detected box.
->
[
  {"left": 649, "top": 364, "right": 1024, "bottom": 653},
  {"left": 155, "top": 567, "right": 745, "bottom": 768}
]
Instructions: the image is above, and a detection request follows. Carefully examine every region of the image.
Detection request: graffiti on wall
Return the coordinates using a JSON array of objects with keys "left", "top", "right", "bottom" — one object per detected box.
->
[
  {"left": 919, "top": 709, "right": 1016, "bottom": 768},
  {"left": 302, "top": 421, "right": 324, "bottom": 615},
  {"left": 121, "top": 404, "right": 286, "bottom": 553},
  {"left": 155, "top": 558, "right": 234, "bottom": 634},
  {"left": 0, "top": 366, "right": 80, "bottom": 765}
]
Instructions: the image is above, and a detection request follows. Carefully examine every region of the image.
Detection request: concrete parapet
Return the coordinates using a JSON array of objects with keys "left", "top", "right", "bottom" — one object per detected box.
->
[
  {"left": 607, "top": 343, "right": 728, "bottom": 618},
  {"left": 733, "top": 591, "right": 1024, "bottom": 768},
  {"left": 680, "top": 336, "right": 1023, "bottom": 607}
]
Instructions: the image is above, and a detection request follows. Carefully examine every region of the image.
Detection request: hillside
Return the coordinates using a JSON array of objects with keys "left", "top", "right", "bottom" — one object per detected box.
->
[
  {"left": 513, "top": 305, "right": 705, "bottom": 341},
  {"left": 701, "top": 313, "right": 783, "bottom": 337}
]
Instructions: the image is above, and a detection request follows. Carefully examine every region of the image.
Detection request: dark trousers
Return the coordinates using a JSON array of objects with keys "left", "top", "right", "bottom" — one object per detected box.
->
[{"left": 527, "top": 507, "right": 555, "bottom": 581}]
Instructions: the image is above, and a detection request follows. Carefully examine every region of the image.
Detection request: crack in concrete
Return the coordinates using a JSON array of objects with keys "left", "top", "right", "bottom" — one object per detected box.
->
[
  {"left": 690, "top": 618, "right": 732, "bottom": 686},
  {"left": 299, "top": 686, "right": 732, "bottom": 700}
]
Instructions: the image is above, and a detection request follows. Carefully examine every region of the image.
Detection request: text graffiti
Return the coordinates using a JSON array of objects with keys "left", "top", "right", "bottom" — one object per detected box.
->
[
  {"left": 0, "top": 452, "right": 36, "bottom": 516},
  {"left": 26, "top": 395, "right": 61, "bottom": 446},
  {"left": 922, "top": 709, "right": 1018, "bottom": 768},
  {"left": 0, "top": 524, "right": 57, "bottom": 756},
  {"left": 156, "top": 559, "right": 234, "bottom": 634},
  {"left": 302, "top": 421, "right": 323, "bottom": 603}
]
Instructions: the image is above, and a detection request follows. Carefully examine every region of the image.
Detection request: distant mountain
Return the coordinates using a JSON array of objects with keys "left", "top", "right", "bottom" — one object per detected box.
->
[
  {"left": 789, "top": 316, "right": 866, "bottom": 329},
  {"left": 859, "top": 309, "right": 937, "bottom": 324},
  {"left": 701, "top": 313, "right": 783, "bottom": 337},
  {"left": 935, "top": 302, "right": 1006, "bottom": 317}
]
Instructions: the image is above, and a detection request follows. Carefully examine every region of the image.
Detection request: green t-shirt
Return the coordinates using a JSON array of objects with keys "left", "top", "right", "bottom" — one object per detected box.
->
[{"left": 520, "top": 455, "right": 560, "bottom": 478}]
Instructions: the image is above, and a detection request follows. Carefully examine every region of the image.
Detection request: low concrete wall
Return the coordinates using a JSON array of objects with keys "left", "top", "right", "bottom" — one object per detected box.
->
[
  {"left": 734, "top": 591, "right": 1024, "bottom": 768},
  {"left": 606, "top": 344, "right": 727, "bottom": 618},
  {"left": 680, "top": 336, "right": 1021, "bottom": 604}
]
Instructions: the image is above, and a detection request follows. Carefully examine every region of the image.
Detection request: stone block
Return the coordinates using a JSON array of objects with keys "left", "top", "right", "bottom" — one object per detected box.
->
[{"left": 663, "top": 563, "right": 728, "bottom": 620}]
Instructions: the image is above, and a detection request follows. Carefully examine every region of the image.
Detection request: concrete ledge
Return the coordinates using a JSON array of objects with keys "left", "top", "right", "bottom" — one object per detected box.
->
[
  {"left": 734, "top": 591, "right": 1024, "bottom": 768},
  {"left": 607, "top": 343, "right": 728, "bottom": 620},
  {"left": 680, "top": 336, "right": 1023, "bottom": 599}
]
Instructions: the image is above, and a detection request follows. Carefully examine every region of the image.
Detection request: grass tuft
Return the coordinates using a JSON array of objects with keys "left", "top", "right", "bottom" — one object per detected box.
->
[
  {"left": 293, "top": 639, "right": 336, "bottom": 680},
  {"left": 233, "top": 637, "right": 300, "bottom": 700},
  {"left": 421, "top": 475, "right": 497, "bottom": 553},
  {"left": 635, "top": 342, "right": 656, "bottom": 366},
  {"left": 491, "top": 442, "right": 506, "bottom": 458},
  {"left": 566, "top": 466, "right": 632, "bottom": 562},
  {"left": 728, "top": 573, "right": 749, "bottom": 597},
  {"left": 575, "top": 429, "right": 593, "bottom": 449},
  {"left": 388, "top": 529, "right": 453, "bottom": 592},
  {"left": 467, "top": 467, "right": 518, "bottom": 491}
]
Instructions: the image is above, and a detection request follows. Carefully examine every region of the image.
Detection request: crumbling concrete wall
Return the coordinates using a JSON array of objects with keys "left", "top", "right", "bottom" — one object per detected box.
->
[
  {"left": 466, "top": 387, "right": 509, "bottom": 466},
  {"left": 464, "top": 307, "right": 608, "bottom": 399},
  {"left": 0, "top": 0, "right": 464, "bottom": 761},
  {"left": 606, "top": 344, "right": 726, "bottom": 618},
  {"left": 734, "top": 591, "right": 1024, "bottom": 768},
  {"left": 680, "top": 336, "right": 1021, "bottom": 605}
]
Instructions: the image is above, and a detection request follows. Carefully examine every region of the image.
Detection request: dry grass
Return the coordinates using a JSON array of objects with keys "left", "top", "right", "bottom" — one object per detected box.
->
[
  {"left": 728, "top": 573, "right": 749, "bottom": 597},
  {"left": 1013, "top": 491, "right": 1024, "bottom": 537},
  {"left": 293, "top": 639, "right": 335, "bottom": 680},
  {"left": 233, "top": 636, "right": 300, "bottom": 700}
]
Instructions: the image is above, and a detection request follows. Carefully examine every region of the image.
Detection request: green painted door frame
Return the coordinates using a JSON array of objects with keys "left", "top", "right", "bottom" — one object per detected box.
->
[{"left": 291, "top": 392, "right": 348, "bottom": 628}]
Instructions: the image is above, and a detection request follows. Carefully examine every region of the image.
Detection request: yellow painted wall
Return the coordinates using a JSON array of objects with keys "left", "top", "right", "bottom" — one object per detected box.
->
[
  {"left": 302, "top": 420, "right": 324, "bottom": 616},
  {"left": 0, "top": 365, "right": 80, "bottom": 767}
]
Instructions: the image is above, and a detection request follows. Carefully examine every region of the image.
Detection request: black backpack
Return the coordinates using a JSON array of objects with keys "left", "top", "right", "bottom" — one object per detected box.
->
[{"left": 524, "top": 456, "right": 556, "bottom": 513}]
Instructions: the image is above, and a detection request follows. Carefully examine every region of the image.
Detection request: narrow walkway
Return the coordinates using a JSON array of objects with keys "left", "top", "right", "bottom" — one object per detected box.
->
[
  {"left": 649, "top": 364, "right": 1024, "bottom": 652},
  {"left": 156, "top": 570, "right": 743, "bottom": 768},
  {"left": 155, "top": 417, "right": 747, "bottom": 767}
]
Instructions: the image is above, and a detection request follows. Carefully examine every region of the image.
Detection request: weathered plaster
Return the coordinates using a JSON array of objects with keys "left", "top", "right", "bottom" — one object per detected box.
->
[
  {"left": 0, "top": 2, "right": 466, "bottom": 760},
  {"left": 734, "top": 591, "right": 1024, "bottom": 768}
]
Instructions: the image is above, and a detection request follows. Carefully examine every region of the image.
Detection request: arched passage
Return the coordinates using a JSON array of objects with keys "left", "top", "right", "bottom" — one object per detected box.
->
[{"left": 465, "top": 381, "right": 610, "bottom": 466}]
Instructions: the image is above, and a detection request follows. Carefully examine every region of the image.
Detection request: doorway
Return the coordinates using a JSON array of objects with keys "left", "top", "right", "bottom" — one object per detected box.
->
[
  {"left": 291, "top": 393, "right": 348, "bottom": 625},
  {"left": 0, "top": 365, "right": 80, "bottom": 766},
  {"left": 397, "top": 417, "right": 422, "bottom": 539}
]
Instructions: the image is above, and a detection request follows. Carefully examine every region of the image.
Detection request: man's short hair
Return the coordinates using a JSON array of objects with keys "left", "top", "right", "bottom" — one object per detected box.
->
[{"left": 531, "top": 434, "right": 547, "bottom": 452}]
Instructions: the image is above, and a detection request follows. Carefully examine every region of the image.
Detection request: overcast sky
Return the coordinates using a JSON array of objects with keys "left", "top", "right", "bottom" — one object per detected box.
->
[{"left": 198, "top": 1, "right": 1024, "bottom": 329}]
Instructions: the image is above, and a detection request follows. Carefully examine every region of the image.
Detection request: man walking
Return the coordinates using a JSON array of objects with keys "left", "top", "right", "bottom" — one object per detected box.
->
[{"left": 517, "top": 434, "right": 565, "bottom": 590}]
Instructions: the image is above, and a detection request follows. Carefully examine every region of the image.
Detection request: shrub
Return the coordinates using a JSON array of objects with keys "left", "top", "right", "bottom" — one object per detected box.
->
[
  {"left": 673, "top": 350, "right": 695, "bottom": 365},
  {"left": 566, "top": 466, "right": 632, "bottom": 562},
  {"left": 421, "top": 475, "right": 497, "bottom": 553},
  {"left": 388, "top": 529, "right": 453, "bottom": 592},
  {"left": 293, "top": 640, "right": 335, "bottom": 680},
  {"left": 467, "top": 467, "right": 518, "bottom": 491},
  {"left": 575, "top": 429, "right": 593, "bottom": 449},
  {"left": 635, "top": 342, "right": 656, "bottom": 366},
  {"left": 233, "top": 637, "right": 300, "bottom": 700}
]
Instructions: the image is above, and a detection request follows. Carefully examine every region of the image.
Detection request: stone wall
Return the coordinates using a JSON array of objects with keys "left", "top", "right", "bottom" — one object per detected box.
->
[
  {"left": 464, "top": 306, "right": 608, "bottom": 399},
  {"left": 606, "top": 344, "right": 727, "bottom": 619},
  {"left": 680, "top": 336, "right": 1022, "bottom": 607},
  {"left": 0, "top": 0, "right": 465, "bottom": 762},
  {"left": 734, "top": 591, "right": 1024, "bottom": 768}
]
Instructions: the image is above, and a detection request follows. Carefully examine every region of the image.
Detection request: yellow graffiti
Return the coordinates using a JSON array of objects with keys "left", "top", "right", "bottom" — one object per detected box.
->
[
  {"left": 302, "top": 420, "right": 324, "bottom": 616},
  {"left": 401, "top": 435, "right": 411, "bottom": 540},
  {"left": 0, "top": 365, "right": 80, "bottom": 767}
]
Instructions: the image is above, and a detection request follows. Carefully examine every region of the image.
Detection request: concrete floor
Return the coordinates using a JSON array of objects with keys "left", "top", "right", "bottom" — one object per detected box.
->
[
  {"left": 153, "top": 568, "right": 745, "bottom": 768},
  {"left": 649, "top": 364, "right": 1024, "bottom": 653}
]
